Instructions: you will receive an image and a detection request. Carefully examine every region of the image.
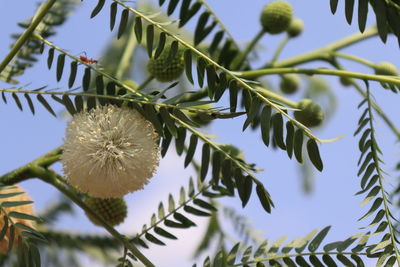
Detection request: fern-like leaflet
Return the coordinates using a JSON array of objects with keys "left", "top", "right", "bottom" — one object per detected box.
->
[{"left": 354, "top": 81, "right": 400, "bottom": 265}]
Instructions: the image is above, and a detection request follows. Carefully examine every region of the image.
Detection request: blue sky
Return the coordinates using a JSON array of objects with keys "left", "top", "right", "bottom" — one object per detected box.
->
[{"left": 1, "top": 1, "right": 400, "bottom": 266}]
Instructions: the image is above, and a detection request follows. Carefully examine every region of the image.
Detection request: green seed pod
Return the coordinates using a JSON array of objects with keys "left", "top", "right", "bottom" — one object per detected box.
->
[
  {"left": 287, "top": 18, "right": 304, "bottom": 37},
  {"left": 339, "top": 77, "right": 352, "bottom": 87},
  {"left": 85, "top": 197, "right": 128, "bottom": 226},
  {"left": 374, "top": 61, "right": 398, "bottom": 76},
  {"left": 294, "top": 99, "right": 324, "bottom": 127},
  {"left": 280, "top": 74, "right": 300, "bottom": 94},
  {"left": 147, "top": 48, "right": 184, "bottom": 82},
  {"left": 260, "top": 1, "right": 293, "bottom": 34}
]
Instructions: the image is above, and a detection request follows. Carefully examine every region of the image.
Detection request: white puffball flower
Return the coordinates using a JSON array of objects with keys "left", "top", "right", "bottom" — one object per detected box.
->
[{"left": 61, "top": 105, "right": 160, "bottom": 198}]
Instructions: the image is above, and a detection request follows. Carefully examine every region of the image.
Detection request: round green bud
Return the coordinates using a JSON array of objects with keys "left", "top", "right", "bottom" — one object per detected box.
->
[
  {"left": 339, "top": 77, "right": 352, "bottom": 87},
  {"left": 147, "top": 48, "right": 184, "bottom": 82},
  {"left": 84, "top": 197, "right": 127, "bottom": 226},
  {"left": 287, "top": 18, "right": 304, "bottom": 37},
  {"left": 260, "top": 1, "right": 293, "bottom": 34},
  {"left": 294, "top": 99, "right": 324, "bottom": 127},
  {"left": 280, "top": 74, "right": 300, "bottom": 94},
  {"left": 374, "top": 61, "right": 398, "bottom": 76}
]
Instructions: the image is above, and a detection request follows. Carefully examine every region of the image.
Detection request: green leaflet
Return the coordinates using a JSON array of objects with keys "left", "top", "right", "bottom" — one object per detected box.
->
[
  {"left": 56, "top": 54, "right": 65, "bottom": 82},
  {"left": 134, "top": 17, "right": 142, "bottom": 43},
  {"left": 146, "top": 25, "right": 154, "bottom": 58},
  {"left": 184, "top": 134, "right": 198, "bottom": 168},
  {"left": 82, "top": 67, "right": 91, "bottom": 91},
  {"left": 345, "top": 0, "right": 355, "bottom": 24},
  {"left": 154, "top": 227, "right": 177, "bottom": 240},
  {"left": 308, "top": 226, "right": 331, "bottom": 252},
  {"left": 255, "top": 182, "right": 272, "bottom": 213},
  {"left": 90, "top": 0, "right": 106, "bottom": 18},
  {"left": 68, "top": 61, "right": 77, "bottom": 88},
  {"left": 117, "top": 9, "right": 129, "bottom": 39},
  {"left": 154, "top": 32, "right": 166, "bottom": 59},
  {"left": 109, "top": 2, "right": 118, "bottom": 31},
  {"left": 200, "top": 144, "right": 210, "bottom": 181},
  {"left": 24, "top": 93, "right": 35, "bottom": 114},
  {"left": 306, "top": 139, "right": 323, "bottom": 171},
  {"left": 37, "top": 95, "right": 56, "bottom": 117},
  {"left": 184, "top": 49, "right": 194, "bottom": 84}
]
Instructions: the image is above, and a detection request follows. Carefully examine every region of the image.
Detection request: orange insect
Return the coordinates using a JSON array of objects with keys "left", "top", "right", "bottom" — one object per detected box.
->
[
  {"left": 79, "top": 55, "right": 98, "bottom": 64},
  {"left": 79, "top": 52, "right": 98, "bottom": 64}
]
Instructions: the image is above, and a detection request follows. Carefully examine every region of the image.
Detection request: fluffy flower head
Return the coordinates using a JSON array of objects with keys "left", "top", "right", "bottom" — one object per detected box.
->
[{"left": 61, "top": 105, "right": 160, "bottom": 198}]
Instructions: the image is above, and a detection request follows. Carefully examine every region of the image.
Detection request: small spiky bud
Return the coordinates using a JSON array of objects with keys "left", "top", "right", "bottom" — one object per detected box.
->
[
  {"left": 280, "top": 74, "right": 300, "bottom": 94},
  {"left": 84, "top": 197, "right": 127, "bottom": 226},
  {"left": 294, "top": 99, "right": 324, "bottom": 127},
  {"left": 287, "top": 18, "right": 304, "bottom": 37},
  {"left": 147, "top": 48, "right": 184, "bottom": 82},
  {"left": 0, "top": 185, "right": 36, "bottom": 254},
  {"left": 260, "top": 1, "right": 293, "bottom": 34},
  {"left": 374, "top": 61, "right": 398, "bottom": 76},
  {"left": 61, "top": 105, "right": 160, "bottom": 198}
]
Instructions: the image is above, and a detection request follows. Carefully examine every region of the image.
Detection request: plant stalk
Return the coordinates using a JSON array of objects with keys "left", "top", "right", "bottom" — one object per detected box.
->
[{"left": 0, "top": 0, "right": 56, "bottom": 74}]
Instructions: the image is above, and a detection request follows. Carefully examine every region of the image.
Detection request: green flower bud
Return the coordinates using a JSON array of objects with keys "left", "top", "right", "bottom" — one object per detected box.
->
[
  {"left": 260, "top": 1, "right": 293, "bottom": 34},
  {"left": 147, "top": 48, "right": 184, "bottom": 82},
  {"left": 374, "top": 61, "right": 398, "bottom": 76},
  {"left": 339, "top": 77, "right": 352, "bottom": 87},
  {"left": 294, "top": 99, "right": 324, "bottom": 127},
  {"left": 85, "top": 197, "right": 127, "bottom": 226},
  {"left": 287, "top": 18, "right": 304, "bottom": 37},
  {"left": 280, "top": 74, "right": 300, "bottom": 94}
]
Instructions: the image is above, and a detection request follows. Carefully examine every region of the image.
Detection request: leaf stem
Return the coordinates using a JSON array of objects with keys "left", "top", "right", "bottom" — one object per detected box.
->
[
  {"left": 0, "top": 147, "right": 62, "bottom": 185},
  {"left": 0, "top": 0, "right": 57, "bottom": 74},
  {"left": 135, "top": 182, "right": 211, "bottom": 241},
  {"left": 234, "top": 251, "right": 369, "bottom": 266},
  {"left": 254, "top": 86, "right": 297, "bottom": 108},
  {"left": 365, "top": 87, "right": 400, "bottom": 265},
  {"left": 0, "top": 87, "right": 233, "bottom": 118},
  {"left": 239, "top": 68, "right": 400, "bottom": 87},
  {"left": 32, "top": 33, "right": 144, "bottom": 98},
  {"left": 231, "top": 29, "right": 265, "bottom": 70},
  {"left": 331, "top": 52, "right": 375, "bottom": 68},
  {"left": 115, "top": 20, "right": 138, "bottom": 80},
  {"left": 272, "top": 26, "right": 378, "bottom": 68},
  {"left": 266, "top": 35, "right": 290, "bottom": 67},
  {"left": 136, "top": 76, "right": 154, "bottom": 91}
]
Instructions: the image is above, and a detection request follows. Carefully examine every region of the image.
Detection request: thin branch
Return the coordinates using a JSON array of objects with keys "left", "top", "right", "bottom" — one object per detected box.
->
[
  {"left": 231, "top": 29, "right": 265, "bottom": 70},
  {"left": 0, "top": 147, "right": 62, "bottom": 185},
  {"left": 0, "top": 0, "right": 56, "bottom": 74},
  {"left": 239, "top": 68, "right": 400, "bottom": 87},
  {"left": 272, "top": 26, "right": 379, "bottom": 68},
  {"left": 331, "top": 52, "right": 376, "bottom": 68},
  {"left": 266, "top": 35, "right": 290, "bottom": 67},
  {"left": 0, "top": 87, "right": 242, "bottom": 119}
]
